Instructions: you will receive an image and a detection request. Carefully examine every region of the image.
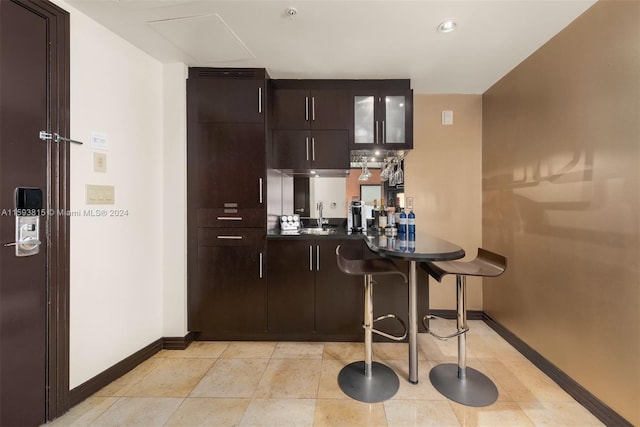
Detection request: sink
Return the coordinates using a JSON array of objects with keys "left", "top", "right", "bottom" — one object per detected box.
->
[{"left": 299, "top": 227, "right": 337, "bottom": 235}]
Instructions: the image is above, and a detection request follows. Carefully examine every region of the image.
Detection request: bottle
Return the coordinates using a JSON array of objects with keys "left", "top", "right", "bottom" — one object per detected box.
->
[
  {"left": 378, "top": 198, "right": 387, "bottom": 230},
  {"left": 399, "top": 209, "right": 407, "bottom": 236},
  {"left": 372, "top": 199, "right": 380, "bottom": 230},
  {"left": 386, "top": 199, "right": 395, "bottom": 228},
  {"left": 408, "top": 209, "right": 416, "bottom": 235}
]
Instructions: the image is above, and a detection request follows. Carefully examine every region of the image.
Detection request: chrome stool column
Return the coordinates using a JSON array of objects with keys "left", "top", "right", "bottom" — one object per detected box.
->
[
  {"left": 335, "top": 245, "right": 408, "bottom": 403},
  {"left": 421, "top": 248, "right": 507, "bottom": 407}
]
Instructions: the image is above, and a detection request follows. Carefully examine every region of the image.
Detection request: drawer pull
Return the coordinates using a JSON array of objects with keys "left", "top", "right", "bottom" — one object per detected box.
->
[
  {"left": 217, "top": 217, "right": 243, "bottom": 221},
  {"left": 217, "top": 235, "right": 243, "bottom": 240}
]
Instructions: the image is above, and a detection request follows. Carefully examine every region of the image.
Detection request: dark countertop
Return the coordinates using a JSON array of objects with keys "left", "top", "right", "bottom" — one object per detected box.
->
[
  {"left": 365, "top": 233, "right": 465, "bottom": 262},
  {"left": 267, "top": 227, "right": 366, "bottom": 240},
  {"left": 268, "top": 229, "right": 465, "bottom": 262}
]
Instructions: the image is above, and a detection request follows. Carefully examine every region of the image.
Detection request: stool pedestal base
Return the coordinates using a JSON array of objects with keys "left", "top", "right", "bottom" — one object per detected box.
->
[
  {"left": 338, "top": 361, "right": 399, "bottom": 403},
  {"left": 430, "top": 363, "right": 498, "bottom": 407}
]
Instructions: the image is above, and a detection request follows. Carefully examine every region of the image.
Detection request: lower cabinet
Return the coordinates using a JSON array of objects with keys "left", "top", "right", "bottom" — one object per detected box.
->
[
  {"left": 267, "top": 238, "right": 363, "bottom": 339},
  {"left": 189, "top": 233, "right": 266, "bottom": 339}
]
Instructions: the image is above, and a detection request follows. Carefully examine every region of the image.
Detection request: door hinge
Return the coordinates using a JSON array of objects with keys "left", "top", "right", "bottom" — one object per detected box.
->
[{"left": 39, "top": 131, "right": 83, "bottom": 145}]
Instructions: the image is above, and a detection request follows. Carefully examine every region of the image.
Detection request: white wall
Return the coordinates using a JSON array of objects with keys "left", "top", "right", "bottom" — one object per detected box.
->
[
  {"left": 161, "top": 63, "right": 188, "bottom": 337},
  {"left": 309, "top": 177, "right": 347, "bottom": 219},
  {"left": 53, "top": 0, "right": 166, "bottom": 388}
]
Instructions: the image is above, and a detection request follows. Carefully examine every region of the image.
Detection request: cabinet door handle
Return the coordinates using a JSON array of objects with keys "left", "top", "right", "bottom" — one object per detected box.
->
[
  {"left": 382, "top": 120, "right": 385, "bottom": 144},
  {"left": 258, "top": 87, "right": 262, "bottom": 114},
  {"left": 375, "top": 121, "right": 379, "bottom": 144},
  {"left": 217, "top": 216, "right": 243, "bottom": 221},
  {"left": 306, "top": 137, "right": 309, "bottom": 161},
  {"left": 316, "top": 245, "right": 320, "bottom": 271},
  {"left": 305, "top": 96, "right": 309, "bottom": 121},
  {"left": 259, "top": 252, "right": 263, "bottom": 279},
  {"left": 311, "top": 96, "right": 315, "bottom": 121},
  {"left": 312, "top": 137, "right": 315, "bottom": 161},
  {"left": 259, "top": 178, "right": 263, "bottom": 204},
  {"left": 217, "top": 235, "right": 243, "bottom": 240},
  {"left": 309, "top": 245, "right": 313, "bottom": 271}
]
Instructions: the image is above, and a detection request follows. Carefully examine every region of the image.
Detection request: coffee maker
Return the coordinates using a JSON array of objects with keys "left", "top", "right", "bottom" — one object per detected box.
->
[{"left": 348, "top": 200, "right": 366, "bottom": 233}]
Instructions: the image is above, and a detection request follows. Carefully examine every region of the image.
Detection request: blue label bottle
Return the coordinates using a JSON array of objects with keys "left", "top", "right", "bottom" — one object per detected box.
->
[
  {"left": 399, "top": 209, "right": 407, "bottom": 236},
  {"left": 408, "top": 210, "right": 415, "bottom": 234}
]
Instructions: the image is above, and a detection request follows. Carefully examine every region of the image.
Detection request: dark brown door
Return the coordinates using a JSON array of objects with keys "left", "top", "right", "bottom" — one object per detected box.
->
[
  {"left": 309, "top": 90, "right": 349, "bottom": 130},
  {"left": 271, "top": 130, "right": 311, "bottom": 170},
  {"left": 267, "top": 239, "right": 315, "bottom": 333},
  {"left": 0, "top": 0, "right": 70, "bottom": 425},
  {"left": 315, "top": 239, "right": 363, "bottom": 336},
  {"left": 189, "top": 78, "right": 264, "bottom": 123},
  {"left": 198, "top": 123, "right": 265, "bottom": 209},
  {"left": 192, "top": 237, "right": 266, "bottom": 338},
  {"left": 310, "top": 130, "right": 349, "bottom": 169},
  {"left": 272, "top": 89, "right": 309, "bottom": 129},
  {"left": 272, "top": 88, "right": 349, "bottom": 130}
]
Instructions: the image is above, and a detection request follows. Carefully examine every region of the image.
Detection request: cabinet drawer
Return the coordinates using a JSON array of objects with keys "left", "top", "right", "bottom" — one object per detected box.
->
[
  {"left": 198, "top": 228, "right": 265, "bottom": 247},
  {"left": 198, "top": 208, "right": 265, "bottom": 228}
]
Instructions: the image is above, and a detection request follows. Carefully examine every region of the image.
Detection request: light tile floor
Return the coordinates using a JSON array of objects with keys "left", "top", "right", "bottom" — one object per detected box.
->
[{"left": 46, "top": 320, "right": 604, "bottom": 426}]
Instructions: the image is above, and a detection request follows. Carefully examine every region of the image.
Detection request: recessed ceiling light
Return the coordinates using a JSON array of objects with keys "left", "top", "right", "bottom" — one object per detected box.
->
[{"left": 437, "top": 19, "right": 457, "bottom": 33}]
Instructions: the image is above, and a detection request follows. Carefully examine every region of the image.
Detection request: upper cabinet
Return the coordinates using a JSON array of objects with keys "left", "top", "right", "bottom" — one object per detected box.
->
[
  {"left": 350, "top": 83, "right": 413, "bottom": 150},
  {"left": 189, "top": 68, "right": 266, "bottom": 123},
  {"left": 272, "top": 89, "right": 349, "bottom": 130},
  {"left": 269, "top": 79, "right": 412, "bottom": 171}
]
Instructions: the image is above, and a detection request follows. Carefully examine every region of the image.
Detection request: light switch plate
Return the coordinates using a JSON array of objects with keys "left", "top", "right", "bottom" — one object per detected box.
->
[
  {"left": 442, "top": 110, "right": 453, "bottom": 125},
  {"left": 86, "top": 185, "right": 115, "bottom": 205},
  {"left": 93, "top": 152, "right": 107, "bottom": 173}
]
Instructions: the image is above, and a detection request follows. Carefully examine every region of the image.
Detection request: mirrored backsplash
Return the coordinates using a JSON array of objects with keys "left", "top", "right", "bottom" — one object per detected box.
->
[{"left": 267, "top": 168, "right": 404, "bottom": 231}]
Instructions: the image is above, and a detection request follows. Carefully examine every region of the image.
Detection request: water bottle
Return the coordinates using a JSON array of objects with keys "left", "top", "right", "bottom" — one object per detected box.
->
[
  {"left": 408, "top": 209, "right": 416, "bottom": 235},
  {"left": 399, "top": 234, "right": 407, "bottom": 252},
  {"left": 399, "top": 209, "right": 407, "bottom": 236}
]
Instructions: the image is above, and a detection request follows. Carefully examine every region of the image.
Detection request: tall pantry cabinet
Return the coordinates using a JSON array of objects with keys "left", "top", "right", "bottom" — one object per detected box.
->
[{"left": 187, "top": 68, "right": 268, "bottom": 339}]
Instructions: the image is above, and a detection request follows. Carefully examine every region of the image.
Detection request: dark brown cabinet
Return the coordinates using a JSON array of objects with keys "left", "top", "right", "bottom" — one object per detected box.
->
[
  {"left": 350, "top": 87, "right": 413, "bottom": 150},
  {"left": 271, "top": 130, "right": 349, "bottom": 170},
  {"left": 314, "top": 239, "right": 363, "bottom": 337},
  {"left": 192, "top": 240, "right": 266, "bottom": 338},
  {"left": 270, "top": 84, "right": 350, "bottom": 171},
  {"left": 187, "top": 68, "right": 268, "bottom": 339},
  {"left": 267, "top": 238, "right": 363, "bottom": 339},
  {"left": 266, "top": 239, "right": 315, "bottom": 334},
  {"left": 272, "top": 89, "right": 349, "bottom": 130},
  {"left": 188, "top": 68, "right": 265, "bottom": 123},
  {"left": 197, "top": 123, "right": 265, "bottom": 210}
]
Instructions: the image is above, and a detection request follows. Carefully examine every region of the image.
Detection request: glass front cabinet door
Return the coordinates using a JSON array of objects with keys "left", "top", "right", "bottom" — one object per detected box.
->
[{"left": 350, "top": 90, "right": 412, "bottom": 149}]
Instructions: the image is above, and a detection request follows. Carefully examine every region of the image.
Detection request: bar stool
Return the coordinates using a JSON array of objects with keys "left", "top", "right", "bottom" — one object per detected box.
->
[
  {"left": 335, "top": 245, "right": 408, "bottom": 403},
  {"left": 421, "top": 248, "right": 507, "bottom": 407}
]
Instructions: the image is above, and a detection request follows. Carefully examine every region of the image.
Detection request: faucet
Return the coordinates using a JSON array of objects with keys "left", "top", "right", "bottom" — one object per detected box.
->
[{"left": 317, "top": 201, "right": 323, "bottom": 228}]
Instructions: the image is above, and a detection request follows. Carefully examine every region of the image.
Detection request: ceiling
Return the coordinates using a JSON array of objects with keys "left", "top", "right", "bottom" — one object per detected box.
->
[{"left": 66, "top": 0, "right": 597, "bottom": 94}]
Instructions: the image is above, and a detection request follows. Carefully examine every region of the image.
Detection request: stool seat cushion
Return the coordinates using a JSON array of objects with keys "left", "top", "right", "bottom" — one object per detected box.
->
[
  {"left": 336, "top": 246, "right": 407, "bottom": 281},
  {"left": 422, "top": 248, "right": 506, "bottom": 282}
]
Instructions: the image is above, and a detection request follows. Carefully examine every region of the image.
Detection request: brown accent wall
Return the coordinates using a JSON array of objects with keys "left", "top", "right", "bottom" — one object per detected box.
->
[
  {"left": 406, "top": 95, "right": 483, "bottom": 309},
  {"left": 482, "top": 1, "right": 639, "bottom": 424},
  {"left": 346, "top": 168, "right": 381, "bottom": 210}
]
